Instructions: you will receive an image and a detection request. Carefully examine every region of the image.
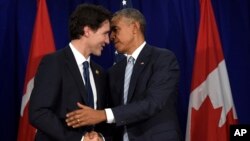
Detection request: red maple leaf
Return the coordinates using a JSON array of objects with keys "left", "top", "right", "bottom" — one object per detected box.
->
[{"left": 190, "top": 96, "right": 237, "bottom": 141}]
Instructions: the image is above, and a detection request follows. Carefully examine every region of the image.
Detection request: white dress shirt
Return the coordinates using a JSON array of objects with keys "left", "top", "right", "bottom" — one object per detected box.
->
[
  {"left": 69, "top": 43, "right": 101, "bottom": 141},
  {"left": 69, "top": 43, "right": 97, "bottom": 109}
]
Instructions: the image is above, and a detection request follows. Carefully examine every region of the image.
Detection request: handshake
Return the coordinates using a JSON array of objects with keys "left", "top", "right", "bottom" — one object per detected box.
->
[
  {"left": 84, "top": 131, "right": 103, "bottom": 141},
  {"left": 65, "top": 102, "right": 106, "bottom": 141}
]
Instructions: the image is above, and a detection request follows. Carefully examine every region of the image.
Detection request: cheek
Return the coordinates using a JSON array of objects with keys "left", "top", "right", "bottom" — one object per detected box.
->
[
  {"left": 116, "top": 35, "right": 126, "bottom": 43},
  {"left": 115, "top": 44, "right": 126, "bottom": 53},
  {"left": 95, "top": 38, "right": 103, "bottom": 45},
  {"left": 114, "top": 43, "right": 121, "bottom": 50}
]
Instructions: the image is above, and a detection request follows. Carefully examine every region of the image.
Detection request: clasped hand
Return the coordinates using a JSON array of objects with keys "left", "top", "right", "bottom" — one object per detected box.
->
[
  {"left": 84, "top": 131, "right": 103, "bottom": 141},
  {"left": 65, "top": 102, "right": 106, "bottom": 128}
]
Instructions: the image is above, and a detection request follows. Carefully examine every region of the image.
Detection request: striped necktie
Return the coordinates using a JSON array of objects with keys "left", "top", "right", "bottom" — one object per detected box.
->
[
  {"left": 123, "top": 56, "right": 135, "bottom": 104},
  {"left": 123, "top": 56, "right": 134, "bottom": 141}
]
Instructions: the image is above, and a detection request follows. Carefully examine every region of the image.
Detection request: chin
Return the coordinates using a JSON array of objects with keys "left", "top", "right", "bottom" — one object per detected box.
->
[
  {"left": 114, "top": 48, "right": 121, "bottom": 52},
  {"left": 94, "top": 52, "right": 102, "bottom": 56},
  {"left": 116, "top": 50, "right": 125, "bottom": 54}
]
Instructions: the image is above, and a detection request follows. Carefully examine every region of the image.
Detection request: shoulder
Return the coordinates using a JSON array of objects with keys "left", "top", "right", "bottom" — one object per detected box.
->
[
  {"left": 38, "top": 47, "right": 70, "bottom": 70},
  {"left": 42, "top": 47, "right": 69, "bottom": 61},
  {"left": 145, "top": 44, "right": 177, "bottom": 59},
  {"left": 144, "top": 44, "right": 179, "bottom": 70}
]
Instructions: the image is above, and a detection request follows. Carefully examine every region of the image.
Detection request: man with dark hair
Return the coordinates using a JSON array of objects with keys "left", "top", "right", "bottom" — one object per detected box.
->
[
  {"left": 66, "top": 8, "right": 181, "bottom": 141},
  {"left": 29, "top": 4, "right": 111, "bottom": 141}
]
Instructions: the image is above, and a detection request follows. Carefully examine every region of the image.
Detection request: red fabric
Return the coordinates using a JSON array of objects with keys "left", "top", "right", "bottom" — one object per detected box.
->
[
  {"left": 187, "top": 0, "right": 238, "bottom": 141},
  {"left": 190, "top": 97, "right": 236, "bottom": 141},
  {"left": 191, "top": 0, "right": 224, "bottom": 91},
  {"left": 17, "top": 0, "right": 55, "bottom": 141}
]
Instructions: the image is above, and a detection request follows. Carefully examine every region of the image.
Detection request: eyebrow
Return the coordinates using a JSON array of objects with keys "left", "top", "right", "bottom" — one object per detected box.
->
[{"left": 111, "top": 26, "right": 117, "bottom": 30}]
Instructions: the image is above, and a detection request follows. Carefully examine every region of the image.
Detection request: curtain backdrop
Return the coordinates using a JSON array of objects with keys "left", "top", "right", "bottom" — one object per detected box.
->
[{"left": 0, "top": 0, "right": 249, "bottom": 140}]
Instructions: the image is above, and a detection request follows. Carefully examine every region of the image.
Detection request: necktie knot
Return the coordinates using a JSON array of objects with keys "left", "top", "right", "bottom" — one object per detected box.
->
[
  {"left": 128, "top": 56, "right": 135, "bottom": 64},
  {"left": 83, "top": 61, "right": 89, "bottom": 69}
]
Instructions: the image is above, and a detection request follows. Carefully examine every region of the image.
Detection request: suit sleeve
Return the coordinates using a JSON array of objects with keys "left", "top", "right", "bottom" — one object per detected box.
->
[
  {"left": 111, "top": 51, "right": 180, "bottom": 126},
  {"left": 29, "top": 55, "right": 83, "bottom": 141}
]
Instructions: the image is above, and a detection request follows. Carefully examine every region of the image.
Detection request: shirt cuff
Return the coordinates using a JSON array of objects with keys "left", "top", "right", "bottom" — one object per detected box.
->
[
  {"left": 81, "top": 133, "right": 105, "bottom": 141},
  {"left": 81, "top": 136, "right": 84, "bottom": 141},
  {"left": 104, "top": 108, "right": 115, "bottom": 123},
  {"left": 99, "top": 132, "right": 105, "bottom": 141}
]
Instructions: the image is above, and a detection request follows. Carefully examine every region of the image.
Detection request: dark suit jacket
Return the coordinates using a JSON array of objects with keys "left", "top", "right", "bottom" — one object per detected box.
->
[
  {"left": 29, "top": 46, "right": 110, "bottom": 141},
  {"left": 108, "top": 44, "right": 182, "bottom": 141}
]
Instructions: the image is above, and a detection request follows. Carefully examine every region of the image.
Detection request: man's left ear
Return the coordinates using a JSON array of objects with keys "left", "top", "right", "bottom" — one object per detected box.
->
[
  {"left": 84, "top": 26, "right": 93, "bottom": 37},
  {"left": 83, "top": 26, "right": 90, "bottom": 37}
]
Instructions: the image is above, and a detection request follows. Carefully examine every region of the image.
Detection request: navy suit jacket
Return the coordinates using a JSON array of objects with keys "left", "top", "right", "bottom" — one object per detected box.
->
[
  {"left": 29, "top": 46, "right": 110, "bottom": 141},
  {"left": 108, "top": 44, "right": 182, "bottom": 141}
]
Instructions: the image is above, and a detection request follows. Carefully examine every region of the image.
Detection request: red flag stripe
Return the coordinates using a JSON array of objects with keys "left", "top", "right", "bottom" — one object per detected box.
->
[
  {"left": 17, "top": 0, "right": 56, "bottom": 141},
  {"left": 191, "top": 0, "right": 224, "bottom": 91},
  {"left": 22, "top": 0, "right": 55, "bottom": 95},
  {"left": 186, "top": 0, "right": 238, "bottom": 141}
]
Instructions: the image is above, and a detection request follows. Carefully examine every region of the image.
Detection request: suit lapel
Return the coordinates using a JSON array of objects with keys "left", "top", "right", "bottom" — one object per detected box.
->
[
  {"left": 90, "top": 61, "right": 102, "bottom": 108},
  {"left": 113, "top": 59, "right": 127, "bottom": 104},
  {"left": 63, "top": 47, "right": 88, "bottom": 103},
  {"left": 127, "top": 45, "right": 151, "bottom": 103}
]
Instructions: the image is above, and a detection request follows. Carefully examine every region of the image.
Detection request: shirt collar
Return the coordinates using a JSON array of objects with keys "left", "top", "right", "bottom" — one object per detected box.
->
[
  {"left": 127, "top": 41, "right": 146, "bottom": 62},
  {"left": 69, "top": 42, "right": 90, "bottom": 65}
]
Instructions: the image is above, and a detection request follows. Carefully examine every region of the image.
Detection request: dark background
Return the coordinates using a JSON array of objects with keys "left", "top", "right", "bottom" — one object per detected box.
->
[{"left": 0, "top": 0, "right": 249, "bottom": 140}]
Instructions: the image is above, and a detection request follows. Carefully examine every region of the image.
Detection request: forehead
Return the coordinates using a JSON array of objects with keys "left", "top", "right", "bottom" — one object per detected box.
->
[{"left": 111, "top": 17, "right": 129, "bottom": 27}]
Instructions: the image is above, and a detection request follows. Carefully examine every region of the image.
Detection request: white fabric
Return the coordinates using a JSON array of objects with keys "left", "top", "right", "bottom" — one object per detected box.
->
[{"left": 69, "top": 43, "right": 97, "bottom": 109}]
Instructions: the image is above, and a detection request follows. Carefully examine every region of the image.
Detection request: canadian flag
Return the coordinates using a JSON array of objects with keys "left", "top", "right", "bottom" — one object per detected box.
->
[
  {"left": 185, "top": 0, "right": 238, "bottom": 141},
  {"left": 17, "top": 0, "right": 55, "bottom": 141}
]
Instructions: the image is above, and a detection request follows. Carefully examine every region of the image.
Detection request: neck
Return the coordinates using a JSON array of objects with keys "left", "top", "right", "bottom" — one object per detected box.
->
[
  {"left": 127, "top": 35, "right": 145, "bottom": 55},
  {"left": 71, "top": 39, "right": 90, "bottom": 58}
]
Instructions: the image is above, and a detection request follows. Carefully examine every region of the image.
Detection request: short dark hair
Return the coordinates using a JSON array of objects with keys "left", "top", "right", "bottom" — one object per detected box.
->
[{"left": 69, "top": 4, "right": 111, "bottom": 40}]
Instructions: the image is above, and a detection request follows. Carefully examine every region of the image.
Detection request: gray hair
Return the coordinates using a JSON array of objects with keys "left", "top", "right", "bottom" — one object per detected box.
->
[{"left": 113, "top": 8, "right": 146, "bottom": 35}]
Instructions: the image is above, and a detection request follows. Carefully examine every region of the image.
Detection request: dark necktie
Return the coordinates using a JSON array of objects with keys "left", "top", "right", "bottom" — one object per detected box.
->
[{"left": 83, "top": 61, "right": 94, "bottom": 108}]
